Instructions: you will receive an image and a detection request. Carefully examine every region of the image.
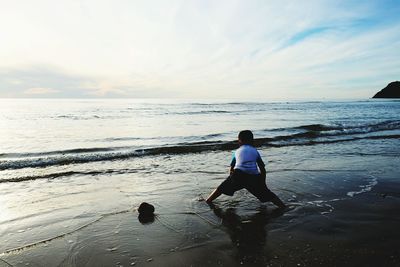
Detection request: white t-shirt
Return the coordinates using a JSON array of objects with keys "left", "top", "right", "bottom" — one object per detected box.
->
[{"left": 230, "top": 145, "right": 265, "bottom": 175}]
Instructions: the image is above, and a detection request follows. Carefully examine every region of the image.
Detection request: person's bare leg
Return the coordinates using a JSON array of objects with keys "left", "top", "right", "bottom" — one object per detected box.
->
[
  {"left": 271, "top": 196, "right": 286, "bottom": 209},
  {"left": 206, "top": 188, "right": 221, "bottom": 203}
]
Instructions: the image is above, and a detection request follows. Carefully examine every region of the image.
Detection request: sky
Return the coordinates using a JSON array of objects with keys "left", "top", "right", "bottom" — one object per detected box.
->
[{"left": 0, "top": 0, "right": 399, "bottom": 100}]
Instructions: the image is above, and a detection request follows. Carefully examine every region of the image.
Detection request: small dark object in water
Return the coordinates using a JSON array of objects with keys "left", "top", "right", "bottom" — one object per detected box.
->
[
  {"left": 137, "top": 202, "right": 155, "bottom": 224},
  {"left": 138, "top": 214, "right": 155, "bottom": 224},
  {"left": 138, "top": 202, "right": 155, "bottom": 216}
]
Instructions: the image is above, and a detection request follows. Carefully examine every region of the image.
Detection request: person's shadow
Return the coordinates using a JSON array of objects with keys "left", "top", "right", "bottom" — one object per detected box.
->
[{"left": 210, "top": 204, "right": 284, "bottom": 264}]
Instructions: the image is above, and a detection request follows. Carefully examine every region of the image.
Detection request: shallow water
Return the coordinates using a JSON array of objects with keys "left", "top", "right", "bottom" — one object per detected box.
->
[{"left": 0, "top": 99, "right": 399, "bottom": 266}]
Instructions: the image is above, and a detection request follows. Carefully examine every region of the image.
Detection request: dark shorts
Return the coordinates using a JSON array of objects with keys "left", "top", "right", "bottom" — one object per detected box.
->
[{"left": 217, "top": 169, "right": 277, "bottom": 202}]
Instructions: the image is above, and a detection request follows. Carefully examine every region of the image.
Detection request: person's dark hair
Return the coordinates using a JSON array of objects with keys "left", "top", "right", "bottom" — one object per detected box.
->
[{"left": 238, "top": 130, "right": 254, "bottom": 144}]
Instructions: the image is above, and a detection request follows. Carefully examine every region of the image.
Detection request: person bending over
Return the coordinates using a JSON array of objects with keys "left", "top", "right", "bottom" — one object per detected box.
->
[{"left": 206, "top": 130, "right": 286, "bottom": 209}]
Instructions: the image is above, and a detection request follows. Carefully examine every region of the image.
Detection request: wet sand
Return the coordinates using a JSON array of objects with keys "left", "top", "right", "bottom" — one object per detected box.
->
[
  {"left": 1, "top": 139, "right": 399, "bottom": 266},
  {"left": 2, "top": 194, "right": 399, "bottom": 267}
]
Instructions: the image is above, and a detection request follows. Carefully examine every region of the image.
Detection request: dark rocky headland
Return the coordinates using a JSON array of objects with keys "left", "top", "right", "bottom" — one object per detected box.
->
[{"left": 373, "top": 81, "right": 400, "bottom": 98}]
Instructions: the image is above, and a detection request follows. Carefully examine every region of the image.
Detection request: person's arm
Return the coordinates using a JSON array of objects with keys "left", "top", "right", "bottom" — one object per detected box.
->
[
  {"left": 230, "top": 153, "right": 236, "bottom": 175},
  {"left": 259, "top": 164, "right": 266, "bottom": 179},
  {"left": 229, "top": 165, "right": 235, "bottom": 175},
  {"left": 257, "top": 153, "right": 266, "bottom": 178}
]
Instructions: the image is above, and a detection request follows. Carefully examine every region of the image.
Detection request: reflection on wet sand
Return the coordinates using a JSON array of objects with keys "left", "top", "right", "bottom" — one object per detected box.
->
[{"left": 210, "top": 204, "right": 284, "bottom": 264}]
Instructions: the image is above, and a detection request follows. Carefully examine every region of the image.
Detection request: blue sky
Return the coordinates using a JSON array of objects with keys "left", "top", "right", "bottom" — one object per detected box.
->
[{"left": 0, "top": 0, "right": 399, "bottom": 99}]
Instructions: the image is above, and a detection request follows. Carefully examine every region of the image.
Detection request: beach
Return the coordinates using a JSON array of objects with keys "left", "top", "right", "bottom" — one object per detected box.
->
[{"left": 1, "top": 99, "right": 399, "bottom": 266}]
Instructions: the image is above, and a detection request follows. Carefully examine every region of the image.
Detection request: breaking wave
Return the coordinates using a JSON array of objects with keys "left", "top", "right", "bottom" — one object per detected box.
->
[{"left": 1, "top": 120, "right": 399, "bottom": 172}]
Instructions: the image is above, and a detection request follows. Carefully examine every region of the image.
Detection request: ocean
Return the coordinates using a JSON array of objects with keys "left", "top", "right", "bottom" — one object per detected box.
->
[{"left": 0, "top": 99, "right": 399, "bottom": 266}]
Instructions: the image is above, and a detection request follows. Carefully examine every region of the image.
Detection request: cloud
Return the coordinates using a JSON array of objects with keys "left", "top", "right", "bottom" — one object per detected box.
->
[
  {"left": 0, "top": 66, "right": 91, "bottom": 98},
  {"left": 24, "top": 87, "right": 59, "bottom": 95},
  {"left": 0, "top": 66, "right": 182, "bottom": 98},
  {"left": 0, "top": 1, "right": 399, "bottom": 99}
]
